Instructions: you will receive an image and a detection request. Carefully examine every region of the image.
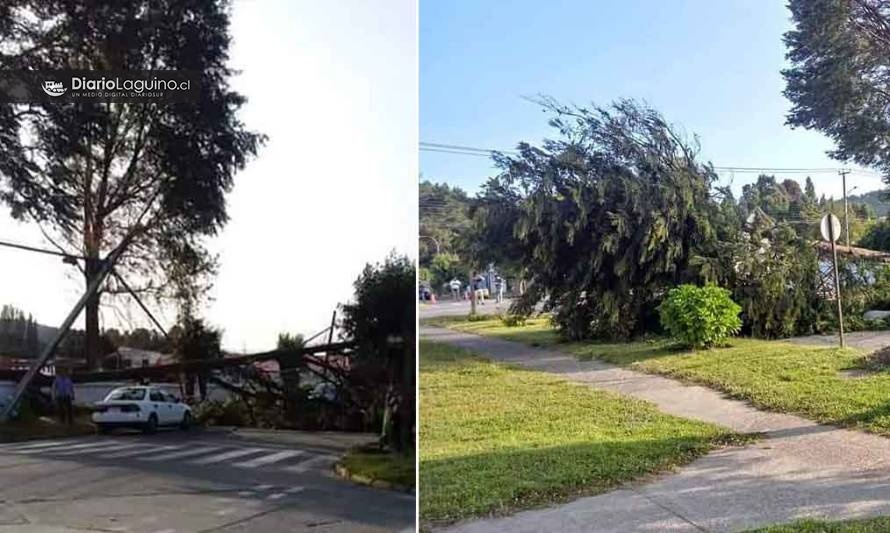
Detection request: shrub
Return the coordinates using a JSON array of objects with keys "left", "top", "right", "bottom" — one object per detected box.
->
[
  {"left": 500, "top": 314, "right": 527, "bottom": 327},
  {"left": 467, "top": 313, "right": 487, "bottom": 322},
  {"left": 659, "top": 284, "right": 742, "bottom": 348}
]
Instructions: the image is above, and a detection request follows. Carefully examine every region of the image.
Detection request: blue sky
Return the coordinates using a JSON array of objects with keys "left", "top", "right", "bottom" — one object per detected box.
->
[{"left": 420, "top": 0, "right": 882, "bottom": 198}]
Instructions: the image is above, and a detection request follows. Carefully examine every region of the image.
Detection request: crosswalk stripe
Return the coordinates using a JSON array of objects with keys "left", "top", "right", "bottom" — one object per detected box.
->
[
  {"left": 4, "top": 439, "right": 90, "bottom": 452},
  {"left": 16, "top": 440, "right": 107, "bottom": 454},
  {"left": 103, "top": 444, "right": 181, "bottom": 459},
  {"left": 232, "top": 449, "right": 303, "bottom": 468},
  {"left": 283, "top": 454, "right": 336, "bottom": 473},
  {"left": 52, "top": 442, "right": 132, "bottom": 456},
  {"left": 140, "top": 446, "right": 222, "bottom": 462},
  {"left": 189, "top": 447, "right": 267, "bottom": 465}
]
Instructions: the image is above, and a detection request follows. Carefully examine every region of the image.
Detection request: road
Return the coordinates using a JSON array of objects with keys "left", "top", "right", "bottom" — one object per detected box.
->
[
  {"left": 419, "top": 298, "right": 514, "bottom": 318},
  {"left": 0, "top": 428, "right": 414, "bottom": 532}
]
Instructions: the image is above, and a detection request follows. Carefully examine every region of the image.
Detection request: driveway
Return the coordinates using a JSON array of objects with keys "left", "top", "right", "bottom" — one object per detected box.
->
[{"left": 789, "top": 330, "right": 890, "bottom": 352}]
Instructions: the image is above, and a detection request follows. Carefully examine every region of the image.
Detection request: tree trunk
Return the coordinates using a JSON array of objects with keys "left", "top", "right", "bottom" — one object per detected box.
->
[{"left": 84, "top": 257, "right": 101, "bottom": 370}]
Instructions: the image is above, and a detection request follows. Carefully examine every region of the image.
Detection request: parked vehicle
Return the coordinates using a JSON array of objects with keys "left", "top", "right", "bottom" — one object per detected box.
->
[{"left": 92, "top": 386, "right": 191, "bottom": 434}]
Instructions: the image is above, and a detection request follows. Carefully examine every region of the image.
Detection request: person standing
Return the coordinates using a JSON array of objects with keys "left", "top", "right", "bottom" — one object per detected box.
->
[
  {"left": 52, "top": 369, "right": 74, "bottom": 425},
  {"left": 449, "top": 278, "right": 461, "bottom": 300},
  {"left": 474, "top": 276, "right": 486, "bottom": 305}
]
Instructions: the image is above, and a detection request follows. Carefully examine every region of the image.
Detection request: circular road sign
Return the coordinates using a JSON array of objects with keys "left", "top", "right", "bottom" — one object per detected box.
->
[{"left": 820, "top": 213, "right": 841, "bottom": 242}]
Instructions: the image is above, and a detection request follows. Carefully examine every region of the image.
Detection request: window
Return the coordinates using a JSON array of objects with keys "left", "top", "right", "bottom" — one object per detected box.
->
[
  {"left": 149, "top": 390, "right": 164, "bottom": 402},
  {"left": 106, "top": 388, "right": 145, "bottom": 401}
]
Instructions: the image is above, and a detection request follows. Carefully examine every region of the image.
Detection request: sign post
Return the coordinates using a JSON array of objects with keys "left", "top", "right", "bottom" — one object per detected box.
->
[{"left": 821, "top": 213, "right": 845, "bottom": 348}]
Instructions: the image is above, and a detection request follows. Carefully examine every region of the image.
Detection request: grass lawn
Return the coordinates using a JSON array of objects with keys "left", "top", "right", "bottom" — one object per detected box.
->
[
  {"left": 746, "top": 517, "right": 890, "bottom": 532},
  {"left": 419, "top": 340, "right": 741, "bottom": 526},
  {"left": 430, "top": 316, "right": 890, "bottom": 437},
  {"left": 339, "top": 445, "right": 415, "bottom": 489}
]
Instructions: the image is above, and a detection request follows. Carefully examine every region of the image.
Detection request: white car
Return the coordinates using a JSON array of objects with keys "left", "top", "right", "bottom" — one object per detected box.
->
[{"left": 92, "top": 386, "right": 192, "bottom": 434}]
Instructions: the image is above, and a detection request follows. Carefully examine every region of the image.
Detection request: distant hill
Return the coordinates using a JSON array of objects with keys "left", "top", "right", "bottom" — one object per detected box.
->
[{"left": 847, "top": 189, "right": 890, "bottom": 217}]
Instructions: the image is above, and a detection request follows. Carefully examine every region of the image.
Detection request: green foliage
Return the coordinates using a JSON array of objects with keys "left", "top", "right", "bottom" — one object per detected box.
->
[
  {"left": 0, "top": 305, "right": 41, "bottom": 357},
  {"left": 466, "top": 312, "right": 488, "bottom": 322},
  {"left": 784, "top": 0, "right": 890, "bottom": 179},
  {"left": 859, "top": 219, "right": 890, "bottom": 252},
  {"left": 341, "top": 253, "right": 415, "bottom": 453},
  {"left": 729, "top": 222, "right": 822, "bottom": 338},
  {"left": 419, "top": 180, "right": 472, "bottom": 268},
  {"left": 193, "top": 398, "right": 250, "bottom": 427},
  {"left": 489, "top": 98, "right": 721, "bottom": 341},
  {"left": 658, "top": 285, "right": 741, "bottom": 348},
  {"left": 429, "top": 252, "right": 464, "bottom": 292},
  {"left": 499, "top": 314, "right": 528, "bottom": 328},
  {"left": 172, "top": 316, "right": 222, "bottom": 362}
]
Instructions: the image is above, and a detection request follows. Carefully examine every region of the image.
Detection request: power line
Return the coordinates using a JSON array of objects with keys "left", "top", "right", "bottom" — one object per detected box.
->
[
  {"left": 0, "top": 238, "right": 85, "bottom": 261},
  {"left": 420, "top": 140, "right": 883, "bottom": 177}
]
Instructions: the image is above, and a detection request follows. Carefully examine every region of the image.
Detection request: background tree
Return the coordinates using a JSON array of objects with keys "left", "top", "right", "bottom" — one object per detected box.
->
[
  {"left": 0, "top": 1, "right": 264, "bottom": 368},
  {"left": 340, "top": 253, "right": 414, "bottom": 454},
  {"left": 276, "top": 332, "right": 306, "bottom": 421},
  {"left": 172, "top": 316, "right": 222, "bottom": 400},
  {"left": 492, "top": 98, "right": 721, "bottom": 340},
  {"left": 464, "top": 177, "right": 525, "bottom": 286},
  {"left": 419, "top": 180, "right": 471, "bottom": 272},
  {"left": 784, "top": 0, "right": 890, "bottom": 179}
]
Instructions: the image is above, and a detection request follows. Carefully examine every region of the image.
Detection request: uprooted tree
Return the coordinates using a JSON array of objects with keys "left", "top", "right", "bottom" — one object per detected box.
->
[
  {"left": 489, "top": 98, "right": 722, "bottom": 340},
  {"left": 0, "top": 1, "right": 264, "bottom": 368}
]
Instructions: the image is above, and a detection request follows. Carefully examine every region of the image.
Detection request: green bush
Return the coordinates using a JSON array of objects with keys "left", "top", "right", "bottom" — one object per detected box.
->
[
  {"left": 500, "top": 314, "right": 527, "bottom": 327},
  {"left": 659, "top": 284, "right": 742, "bottom": 348}
]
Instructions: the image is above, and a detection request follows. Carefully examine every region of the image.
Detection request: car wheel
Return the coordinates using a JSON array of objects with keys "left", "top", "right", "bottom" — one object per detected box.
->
[
  {"left": 180, "top": 411, "right": 192, "bottom": 431},
  {"left": 143, "top": 413, "right": 158, "bottom": 434},
  {"left": 96, "top": 424, "right": 110, "bottom": 435}
]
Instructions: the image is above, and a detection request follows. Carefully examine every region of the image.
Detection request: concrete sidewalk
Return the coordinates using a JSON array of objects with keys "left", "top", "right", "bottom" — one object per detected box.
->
[{"left": 423, "top": 326, "right": 890, "bottom": 533}]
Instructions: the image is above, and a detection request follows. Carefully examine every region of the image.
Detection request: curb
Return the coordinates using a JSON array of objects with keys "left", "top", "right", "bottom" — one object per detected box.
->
[{"left": 333, "top": 462, "right": 415, "bottom": 494}]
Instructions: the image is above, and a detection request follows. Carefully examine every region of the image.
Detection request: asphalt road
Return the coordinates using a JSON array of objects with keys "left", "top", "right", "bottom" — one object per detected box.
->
[
  {"left": 419, "top": 298, "right": 514, "bottom": 318},
  {"left": 0, "top": 428, "right": 414, "bottom": 532}
]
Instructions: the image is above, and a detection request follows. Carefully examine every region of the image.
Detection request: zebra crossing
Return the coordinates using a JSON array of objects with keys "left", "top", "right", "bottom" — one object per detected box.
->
[{"left": 0, "top": 436, "right": 337, "bottom": 475}]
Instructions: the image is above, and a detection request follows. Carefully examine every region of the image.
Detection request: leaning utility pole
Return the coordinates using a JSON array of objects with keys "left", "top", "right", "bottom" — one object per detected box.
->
[
  {"left": 0, "top": 240, "right": 128, "bottom": 422},
  {"left": 0, "top": 192, "right": 158, "bottom": 423},
  {"left": 840, "top": 168, "right": 851, "bottom": 247}
]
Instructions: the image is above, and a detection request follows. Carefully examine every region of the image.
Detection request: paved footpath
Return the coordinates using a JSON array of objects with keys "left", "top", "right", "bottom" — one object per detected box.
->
[{"left": 423, "top": 326, "right": 890, "bottom": 533}]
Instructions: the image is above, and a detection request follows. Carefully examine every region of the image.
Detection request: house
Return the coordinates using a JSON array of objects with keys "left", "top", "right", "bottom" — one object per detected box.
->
[{"left": 104, "top": 347, "right": 175, "bottom": 369}]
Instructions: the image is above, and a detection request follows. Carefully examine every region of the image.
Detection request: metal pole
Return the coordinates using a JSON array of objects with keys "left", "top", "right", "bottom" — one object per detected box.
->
[
  {"left": 111, "top": 269, "right": 169, "bottom": 339},
  {"left": 828, "top": 218, "right": 845, "bottom": 348},
  {"left": 840, "top": 169, "right": 851, "bottom": 247},
  {"left": 469, "top": 269, "right": 477, "bottom": 315}
]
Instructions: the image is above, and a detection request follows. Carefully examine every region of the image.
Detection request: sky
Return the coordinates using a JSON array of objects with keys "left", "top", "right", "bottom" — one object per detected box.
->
[
  {"left": 420, "top": 0, "right": 883, "bottom": 198},
  {"left": 0, "top": 0, "right": 417, "bottom": 352}
]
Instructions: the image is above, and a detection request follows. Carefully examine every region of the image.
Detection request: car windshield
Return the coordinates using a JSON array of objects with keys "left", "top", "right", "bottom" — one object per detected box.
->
[{"left": 105, "top": 388, "right": 145, "bottom": 401}]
